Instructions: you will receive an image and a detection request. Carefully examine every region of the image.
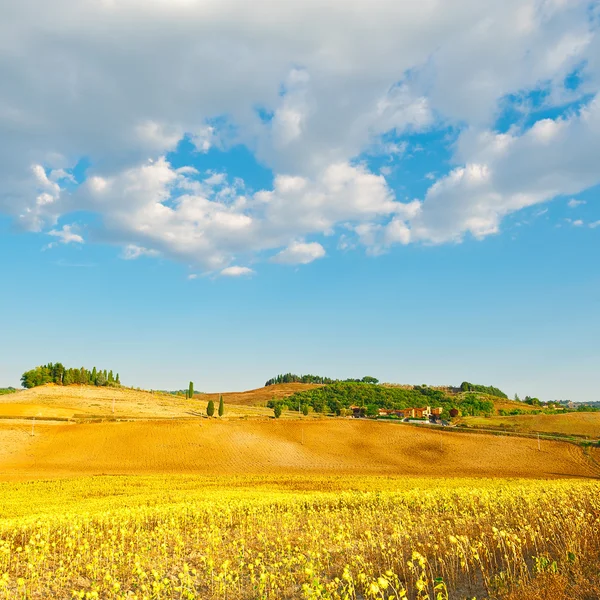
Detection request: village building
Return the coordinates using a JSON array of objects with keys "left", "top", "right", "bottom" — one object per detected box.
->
[{"left": 377, "top": 406, "right": 443, "bottom": 420}]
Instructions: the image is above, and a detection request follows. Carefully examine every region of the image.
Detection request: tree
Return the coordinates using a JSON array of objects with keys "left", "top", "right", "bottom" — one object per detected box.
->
[
  {"left": 189, "top": 381, "right": 194, "bottom": 399},
  {"left": 207, "top": 400, "right": 215, "bottom": 417},
  {"left": 91, "top": 367, "right": 97, "bottom": 385},
  {"left": 52, "top": 363, "right": 65, "bottom": 385},
  {"left": 366, "top": 404, "right": 379, "bottom": 417},
  {"left": 449, "top": 408, "right": 459, "bottom": 418},
  {"left": 108, "top": 370, "right": 114, "bottom": 384},
  {"left": 218, "top": 395, "right": 224, "bottom": 417},
  {"left": 274, "top": 404, "right": 282, "bottom": 418},
  {"left": 115, "top": 373, "right": 120, "bottom": 385},
  {"left": 361, "top": 376, "right": 379, "bottom": 384},
  {"left": 302, "top": 404, "right": 309, "bottom": 416},
  {"left": 96, "top": 370, "right": 107, "bottom": 386}
]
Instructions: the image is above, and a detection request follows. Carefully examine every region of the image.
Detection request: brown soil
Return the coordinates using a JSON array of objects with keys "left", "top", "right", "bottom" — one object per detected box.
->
[{"left": 1, "top": 418, "right": 597, "bottom": 481}]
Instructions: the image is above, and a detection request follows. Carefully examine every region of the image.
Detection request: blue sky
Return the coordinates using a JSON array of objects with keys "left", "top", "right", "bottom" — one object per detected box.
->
[{"left": 1, "top": 0, "right": 599, "bottom": 401}]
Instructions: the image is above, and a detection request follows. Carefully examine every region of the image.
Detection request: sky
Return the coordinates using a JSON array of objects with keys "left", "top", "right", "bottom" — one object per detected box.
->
[{"left": 0, "top": 0, "right": 599, "bottom": 401}]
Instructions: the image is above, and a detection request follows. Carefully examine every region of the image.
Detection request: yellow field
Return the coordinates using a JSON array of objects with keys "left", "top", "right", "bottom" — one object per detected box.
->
[
  {"left": 462, "top": 411, "right": 600, "bottom": 438},
  {"left": 0, "top": 475, "right": 599, "bottom": 599}
]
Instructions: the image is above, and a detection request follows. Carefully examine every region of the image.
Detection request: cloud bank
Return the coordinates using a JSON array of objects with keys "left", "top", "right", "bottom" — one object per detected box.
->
[{"left": 0, "top": 0, "right": 598, "bottom": 272}]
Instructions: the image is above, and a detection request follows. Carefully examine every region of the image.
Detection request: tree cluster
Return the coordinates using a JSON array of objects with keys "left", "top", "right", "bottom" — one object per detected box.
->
[
  {"left": 21, "top": 363, "right": 121, "bottom": 389},
  {"left": 269, "top": 382, "right": 494, "bottom": 418},
  {"left": 459, "top": 381, "right": 508, "bottom": 399},
  {"left": 265, "top": 373, "right": 379, "bottom": 386}
]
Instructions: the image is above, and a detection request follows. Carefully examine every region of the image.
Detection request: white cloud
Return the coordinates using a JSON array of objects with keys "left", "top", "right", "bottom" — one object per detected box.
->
[
  {"left": 47, "top": 224, "right": 84, "bottom": 245},
  {"left": 567, "top": 198, "right": 586, "bottom": 208},
  {"left": 411, "top": 94, "right": 600, "bottom": 244},
  {"left": 187, "top": 273, "right": 198, "bottom": 280},
  {"left": 589, "top": 220, "right": 600, "bottom": 229},
  {"left": 122, "top": 245, "right": 160, "bottom": 260},
  {"left": 271, "top": 241, "right": 325, "bottom": 265},
  {"left": 0, "top": 0, "right": 598, "bottom": 269},
  {"left": 572, "top": 219, "right": 584, "bottom": 226},
  {"left": 220, "top": 266, "right": 255, "bottom": 277}
]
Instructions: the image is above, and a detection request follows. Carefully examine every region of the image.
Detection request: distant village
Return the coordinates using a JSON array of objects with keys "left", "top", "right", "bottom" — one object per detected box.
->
[{"left": 350, "top": 405, "right": 449, "bottom": 425}]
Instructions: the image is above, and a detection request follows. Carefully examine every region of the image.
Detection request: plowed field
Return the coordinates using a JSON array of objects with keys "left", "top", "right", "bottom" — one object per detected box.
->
[{"left": 1, "top": 418, "right": 598, "bottom": 481}]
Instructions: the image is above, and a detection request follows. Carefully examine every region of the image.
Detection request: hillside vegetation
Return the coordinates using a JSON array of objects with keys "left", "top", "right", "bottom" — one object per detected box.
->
[
  {"left": 265, "top": 373, "right": 379, "bottom": 386},
  {"left": 21, "top": 363, "right": 121, "bottom": 388},
  {"left": 276, "top": 382, "right": 498, "bottom": 417}
]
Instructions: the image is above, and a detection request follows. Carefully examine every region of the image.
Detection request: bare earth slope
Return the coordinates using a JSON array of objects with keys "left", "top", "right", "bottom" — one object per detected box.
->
[
  {"left": 1, "top": 419, "right": 597, "bottom": 481},
  {"left": 463, "top": 412, "right": 600, "bottom": 438},
  {"left": 198, "top": 383, "right": 323, "bottom": 406}
]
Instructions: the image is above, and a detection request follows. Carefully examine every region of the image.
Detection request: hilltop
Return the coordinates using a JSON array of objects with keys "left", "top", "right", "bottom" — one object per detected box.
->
[{"left": 0, "top": 384, "right": 304, "bottom": 420}]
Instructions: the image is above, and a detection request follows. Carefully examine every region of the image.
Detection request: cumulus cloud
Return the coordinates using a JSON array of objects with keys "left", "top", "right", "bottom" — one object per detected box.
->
[
  {"left": 411, "top": 94, "right": 600, "bottom": 243},
  {"left": 220, "top": 266, "right": 255, "bottom": 277},
  {"left": 568, "top": 198, "right": 586, "bottom": 208},
  {"left": 0, "top": 0, "right": 598, "bottom": 270},
  {"left": 47, "top": 224, "right": 84, "bottom": 245},
  {"left": 271, "top": 241, "right": 326, "bottom": 265}
]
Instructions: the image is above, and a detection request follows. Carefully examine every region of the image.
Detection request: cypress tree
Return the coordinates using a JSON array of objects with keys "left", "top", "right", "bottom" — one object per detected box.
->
[
  {"left": 302, "top": 404, "right": 309, "bottom": 416},
  {"left": 91, "top": 367, "right": 97, "bottom": 386},
  {"left": 189, "top": 381, "right": 194, "bottom": 399},
  {"left": 108, "top": 370, "right": 114, "bottom": 383},
  {"left": 274, "top": 404, "right": 282, "bottom": 419},
  {"left": 218, "top": 395, "right": 224, "bottom": 417},
  {"left": 207, "top": 400, "right": 215, "bottom": 417},
  {"left": 115, "top": 373, "right": 120, "bottom": 385}
]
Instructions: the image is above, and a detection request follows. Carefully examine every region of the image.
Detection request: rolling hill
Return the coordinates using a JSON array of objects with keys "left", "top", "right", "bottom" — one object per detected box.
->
[
  {"left": 0, "top": 384, "right": 314, "bottom": 419},
  {"left": 0, "top": 417, "right": 598, "bottom": 481},
  {"left": 462, "top": 411, "right": 600, "bottom": 438}
]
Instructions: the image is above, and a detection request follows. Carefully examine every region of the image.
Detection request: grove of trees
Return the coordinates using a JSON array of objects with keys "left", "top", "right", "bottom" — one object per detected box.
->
[
  {"left": 20, "top": 363, "right": 121, "bottom": 389},
  {"left": 459, "top": 381, "right": 508, "bottom": 399},
  {"left": 269, "top": 382, "right": 495, "bottom": 418},
  {"left": 265, "top": 373, "right": 379, "bottom": 386}
]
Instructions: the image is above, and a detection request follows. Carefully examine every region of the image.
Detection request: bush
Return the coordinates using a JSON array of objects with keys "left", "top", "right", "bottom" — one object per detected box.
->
[
  {"left": 207, "top": 400, "right": 215, "bottom": 417},
  {"left": 274, "top": 405, "right": 282, "bottom": 418}
]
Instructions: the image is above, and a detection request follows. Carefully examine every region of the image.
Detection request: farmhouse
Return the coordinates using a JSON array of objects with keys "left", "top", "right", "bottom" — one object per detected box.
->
[
  {"left": 350, "top": 405, "right": 366, "bottom": 418},
  {"left": 377, "top": 406, "right": 443, "bottom": 419}
]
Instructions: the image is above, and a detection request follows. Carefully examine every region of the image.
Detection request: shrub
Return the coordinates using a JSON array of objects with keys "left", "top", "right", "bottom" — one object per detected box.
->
[
  {"left": 207, "top": 400, "right": 215, "bottom": 417},
  {"left": 274, "top": 405, "right": 282, "bottom": 418}
]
